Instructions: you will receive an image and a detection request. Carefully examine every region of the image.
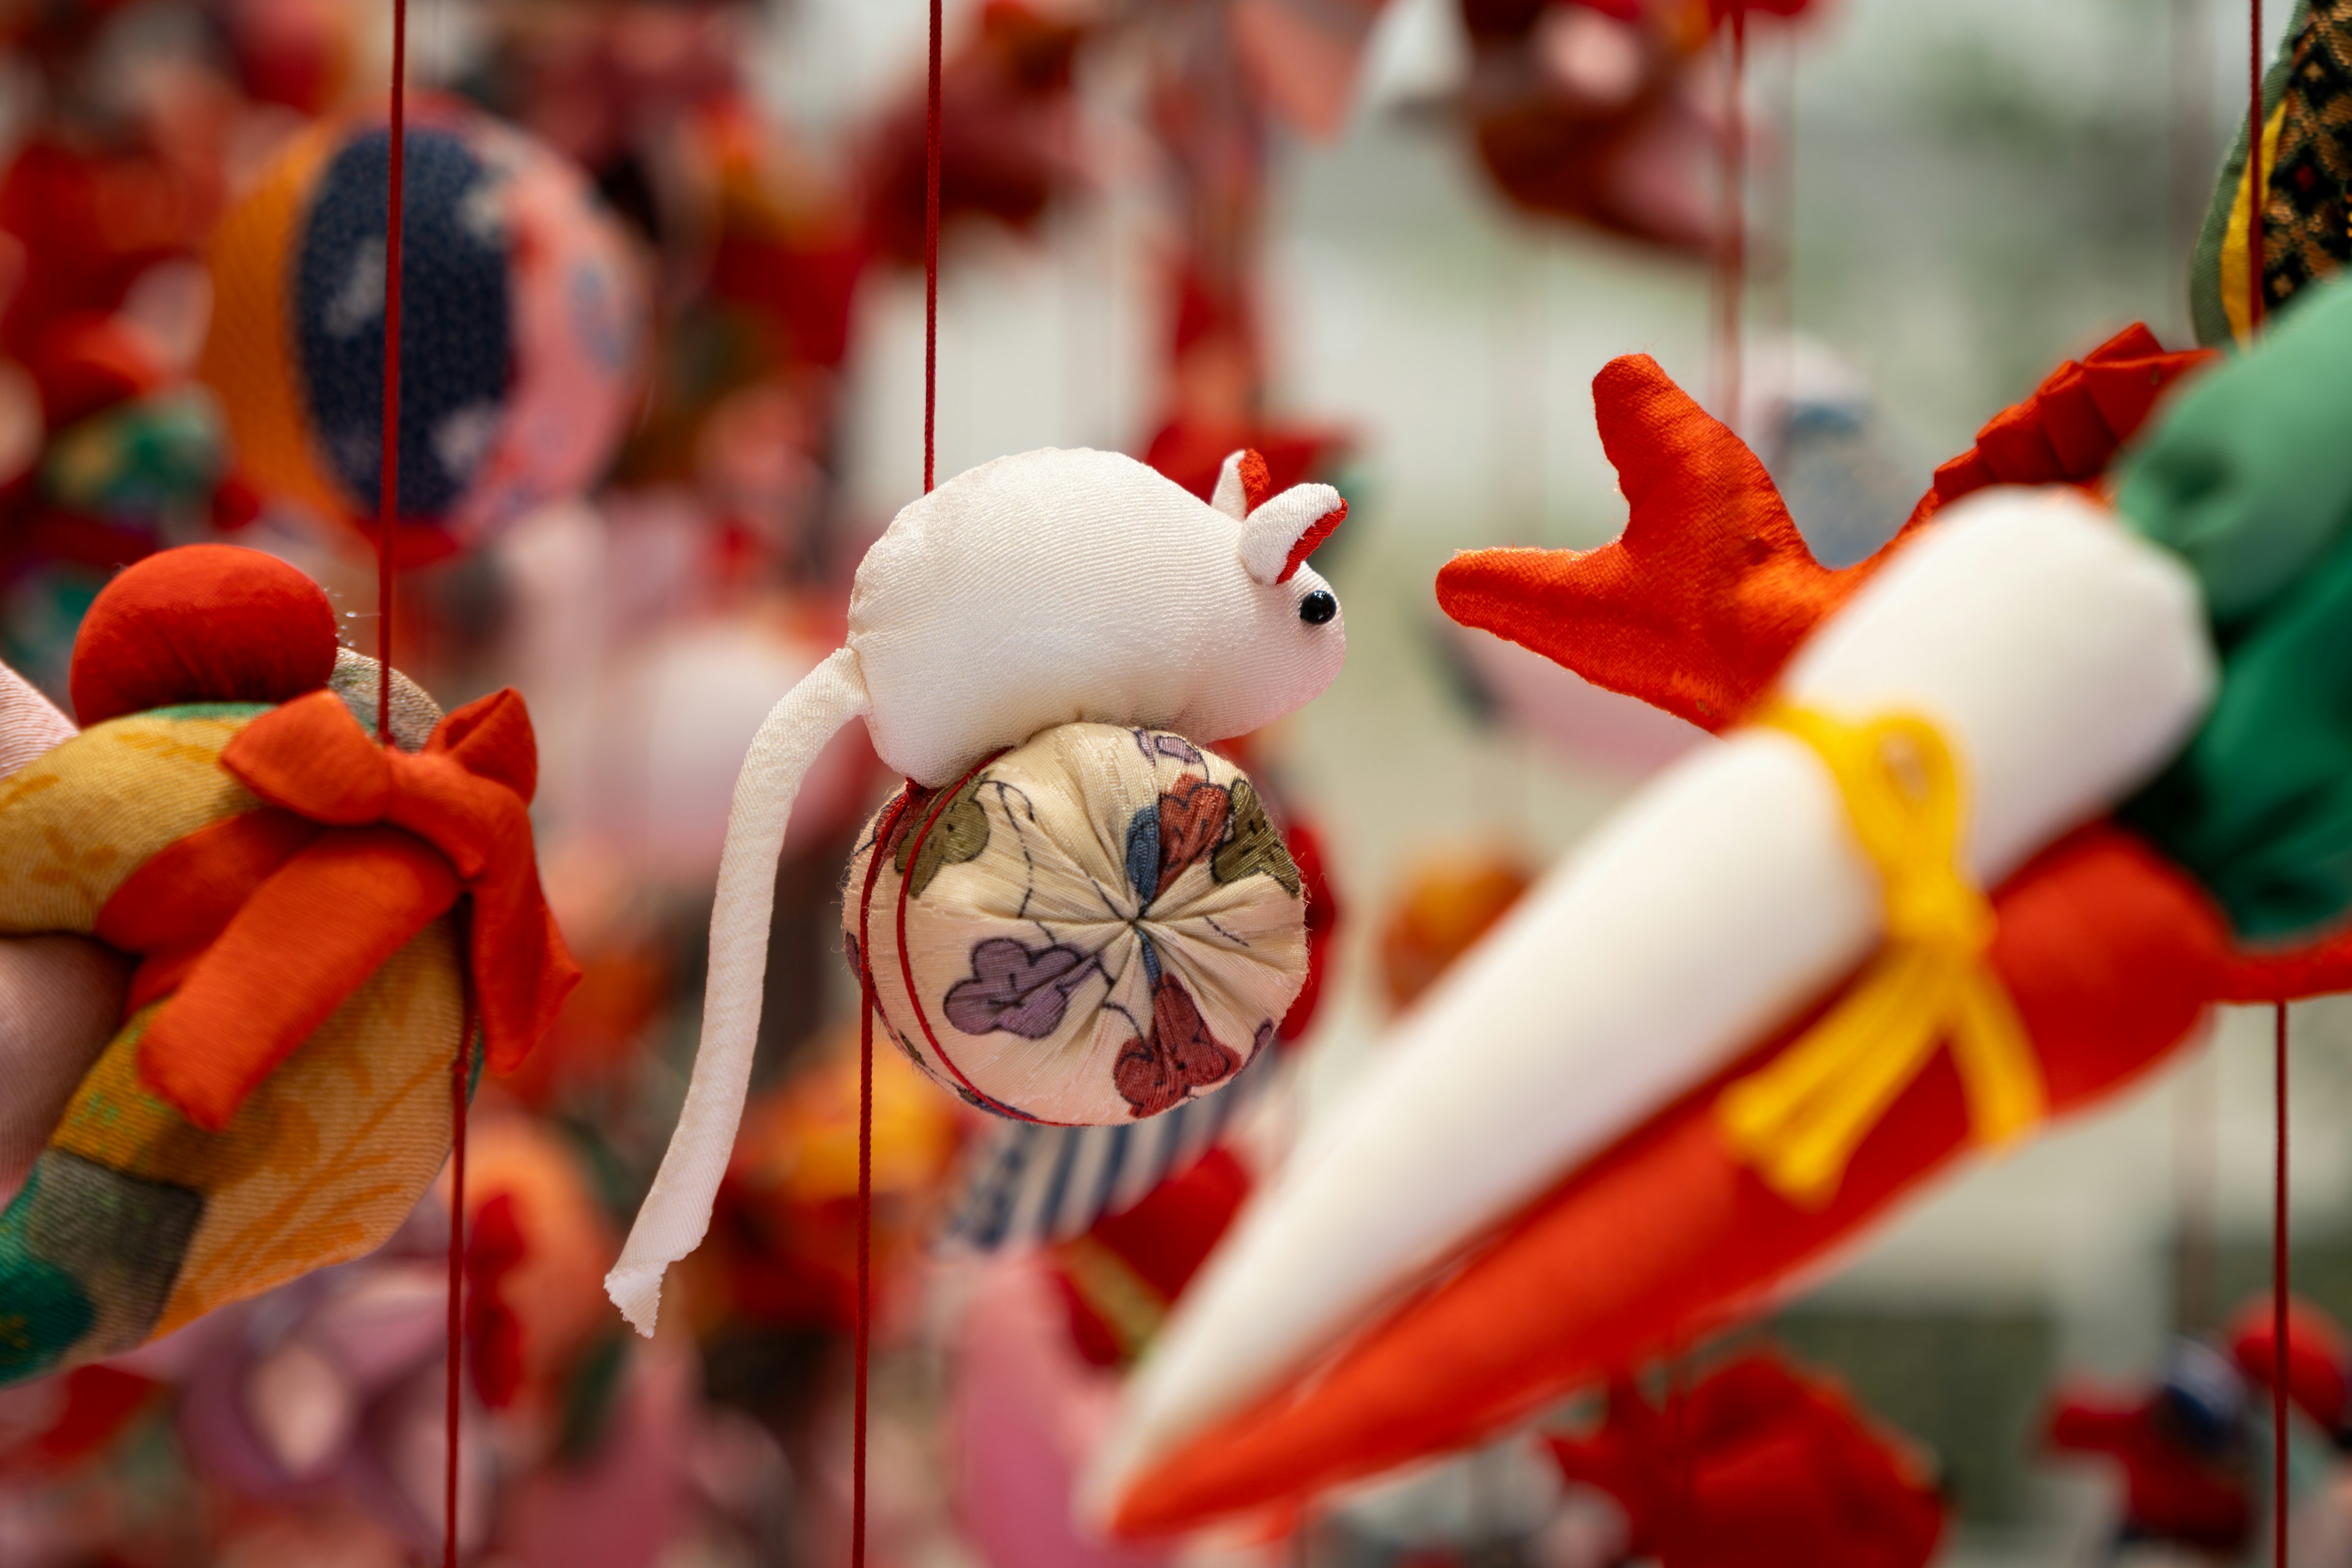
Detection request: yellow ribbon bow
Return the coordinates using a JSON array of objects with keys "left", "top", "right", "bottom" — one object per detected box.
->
[{"left": 1717, "top": 703, "right": 2045, "bottom": 1207}]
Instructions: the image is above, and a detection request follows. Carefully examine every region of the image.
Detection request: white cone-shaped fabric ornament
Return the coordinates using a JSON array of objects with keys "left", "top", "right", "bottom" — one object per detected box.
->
[{"left": 609, "top": 447, "right": 1348, "bottom": 1334}]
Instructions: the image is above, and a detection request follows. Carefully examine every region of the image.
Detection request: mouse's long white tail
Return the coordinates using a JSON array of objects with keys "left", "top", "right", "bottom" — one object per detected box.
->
[{"left": 608, "top": 645, "right": 870, "bottom": 1335}]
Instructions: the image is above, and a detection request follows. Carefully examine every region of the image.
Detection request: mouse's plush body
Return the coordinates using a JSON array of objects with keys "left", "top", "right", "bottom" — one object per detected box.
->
[{"left": 609, "top": 446, "right": 1348, "bottom": 1335}]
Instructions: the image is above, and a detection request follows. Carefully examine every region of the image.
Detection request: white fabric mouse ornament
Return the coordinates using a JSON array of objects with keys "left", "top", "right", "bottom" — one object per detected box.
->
[{"left": 609, "top": 447, "right": 1348, "bottom": 1332}]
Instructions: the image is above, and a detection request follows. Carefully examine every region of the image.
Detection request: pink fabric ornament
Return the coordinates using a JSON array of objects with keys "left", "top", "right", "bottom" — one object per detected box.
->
[{"left": 950, "top": 1259, "right": 1173, "bottom": 1568}]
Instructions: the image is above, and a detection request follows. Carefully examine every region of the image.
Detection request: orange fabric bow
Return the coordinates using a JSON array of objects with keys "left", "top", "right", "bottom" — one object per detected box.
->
[{"left": 96, "top": 688, "right": 579, "bottom": 1131}]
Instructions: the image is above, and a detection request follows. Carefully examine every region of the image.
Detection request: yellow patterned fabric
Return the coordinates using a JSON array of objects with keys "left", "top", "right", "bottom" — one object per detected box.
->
[
  {"left": 0, "top": 707, "right": 260, "bottom": 930},
  {"left": 0, "top": 704, "right": 464, "bottom": 1382}
]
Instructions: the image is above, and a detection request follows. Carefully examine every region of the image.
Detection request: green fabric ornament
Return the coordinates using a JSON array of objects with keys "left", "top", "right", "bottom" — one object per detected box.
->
[
  {"left": 2119, "top": 275, "right": 2352, "bottom": 938},
  {"left": 2122, "top": 520, "right": 2352, "bottom": 939},
  {"left": 2117, "top": 274, "right": 2352, "bottom": 626}
]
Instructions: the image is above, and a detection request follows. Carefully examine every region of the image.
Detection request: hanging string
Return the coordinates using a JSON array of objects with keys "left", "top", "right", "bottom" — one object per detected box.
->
[
  {"left": 445, "top": 994, "right": 470, "bottom": 1568},
  {"left": 370, "top": 2, "right": 459, "bottom": 1560},
  {"left": 2248, "top": 0, "right": 2266, "bottom": 336},
  {"left": 850, "top": 792, "right": 910, "bottom": 1568},
  {"left": 378, "top": 0, "right": 405, "bottom": 748},
  {"left": 1713, "top": 2, "right": 1749, "bottom": 428},
  {"left": 2275, "top": 1000, "right": 2290, "bottom": 1568},
  {"left": 848, "top": 7, "right": 946, "bottom": 1562},
  {"left": 925, "top": 0, "right": 944, "bottom": 495}
]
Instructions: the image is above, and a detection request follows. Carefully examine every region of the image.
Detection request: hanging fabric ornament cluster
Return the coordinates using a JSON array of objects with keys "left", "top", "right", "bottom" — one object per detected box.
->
[
  {"left": 201, "top": 102, "right": 645, "bottom": 559},
  {"left": 0, "top": 543, "right": 577, "bottom": 1385},
  {"left": 608, "top": 444, "right": 1348, "bottom": 1333},
  {"left": 1088, "top": 287, "right": 2352, "bottom": 1537}
]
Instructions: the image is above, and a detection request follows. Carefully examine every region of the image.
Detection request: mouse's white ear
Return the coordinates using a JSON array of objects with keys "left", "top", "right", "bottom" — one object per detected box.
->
[
  {"left": 1210, "top": 448, "right": 1272, "bottom": 522},
  {"left": 1239, "top": 483, "right": 1347, "bottom": 586}
]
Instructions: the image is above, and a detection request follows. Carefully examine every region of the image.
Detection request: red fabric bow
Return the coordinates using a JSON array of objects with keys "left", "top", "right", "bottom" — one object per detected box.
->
[{"left": 97, "top": 688, "right": 579, "bottom": 1131}]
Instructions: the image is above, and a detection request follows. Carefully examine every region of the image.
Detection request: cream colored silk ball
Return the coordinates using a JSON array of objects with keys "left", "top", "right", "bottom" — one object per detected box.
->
[{"left": 844, "top": 723, "right": 1309, "bottom": 1125}]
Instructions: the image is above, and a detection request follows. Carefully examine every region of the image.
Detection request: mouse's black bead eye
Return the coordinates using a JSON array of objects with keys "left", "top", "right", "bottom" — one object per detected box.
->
[{"left": 1299, "top": 590, "right": 1338, "bottom": 626}]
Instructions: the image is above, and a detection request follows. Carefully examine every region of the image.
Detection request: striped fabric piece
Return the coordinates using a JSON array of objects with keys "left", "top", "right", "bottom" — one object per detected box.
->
[{"left": 939, "top": 1052, "right": 1273, "bottom": 1252}]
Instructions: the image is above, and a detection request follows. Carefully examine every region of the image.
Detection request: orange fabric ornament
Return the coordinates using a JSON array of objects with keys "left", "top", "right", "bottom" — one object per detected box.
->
[
  {"left": 67, "top": 543, "right": 338, "bottom": 726},
  {"left": 1376, "top": 849, "right": 1531, "bottom": 1011},
  {"left": 1436, "top": 327, "right": 2214, "bottom": 734},
  {"left": 104, "top": 687, "right": 578, "bottom": 1130},
  {"left": 1107, "top": 825, "right": 2352, "bottom": 1536}
]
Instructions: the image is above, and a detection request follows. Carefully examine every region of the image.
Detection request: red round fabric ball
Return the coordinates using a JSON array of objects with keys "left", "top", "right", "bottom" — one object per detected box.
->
[
  {"left": 69, "top": 545, "right": 339, "bottom": 726},
  {"left": 2228, "top": 1294, "right": 2351, "bottom": 1433}
]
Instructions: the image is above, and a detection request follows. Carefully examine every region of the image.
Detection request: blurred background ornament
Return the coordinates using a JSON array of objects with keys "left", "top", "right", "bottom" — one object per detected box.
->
[{"left": 201, "top": 103, "right": 646, "bottom": 559}]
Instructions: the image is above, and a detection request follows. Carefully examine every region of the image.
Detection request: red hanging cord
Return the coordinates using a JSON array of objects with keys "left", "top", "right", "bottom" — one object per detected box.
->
[
  {"left": 370, "top": 4, "right": 461, "bottom": 1561},
  {"left": 925, "top": 0, "right": 944, "bottom": 496},
  {"left": 379, "top": 0, "right": 405, "bottom": 747},
  {"left": 850, "top": 790, "right": 914, "bottom": 1568},
  {"left": 852, "top": 992, "right": 875, "bottom": 1568},
  {"left": 2275, "top": 1000, "right": 2290, "bottom": 1568},
  {"left": 2249, "top": 0, "right": 2266, "bottom": 335},
  {"left": 1714, "top": 3, "right": 1748, "bottom": 426},
  {"left": 852, "top": 9, "right": 944, "bottom": 1552},
  {"left": 445, "top": 995, "right": 470, "bottom": 1568}
]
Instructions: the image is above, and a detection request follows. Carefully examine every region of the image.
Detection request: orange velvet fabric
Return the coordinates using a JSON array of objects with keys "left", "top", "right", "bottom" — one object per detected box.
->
[
  {"left": 100, "top": 688, "right": 579, "bottom": 1131},
  {"left": 1435, "top": 326, "right": 2215, "bottom": 733},
  {"left": 1438, "top": 352, "right": 1847, "bottom": 731},
  {"left": 67, "top": 545, "right": 339, "bottom": 727},
  {"left": 1109, "top": 825, "right": 2352, "bottom": 1537}
]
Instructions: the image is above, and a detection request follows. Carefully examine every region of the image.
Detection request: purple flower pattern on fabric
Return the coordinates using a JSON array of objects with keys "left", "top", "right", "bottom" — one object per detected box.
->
[{"left": 944, "top": 937, "right": 1095, "bottom": 1039}]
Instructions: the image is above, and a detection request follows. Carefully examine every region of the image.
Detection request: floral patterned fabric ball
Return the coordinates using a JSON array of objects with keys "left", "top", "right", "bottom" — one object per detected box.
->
[{"left": 844, "top": 723, "right": 1309, "bottom": 1125}]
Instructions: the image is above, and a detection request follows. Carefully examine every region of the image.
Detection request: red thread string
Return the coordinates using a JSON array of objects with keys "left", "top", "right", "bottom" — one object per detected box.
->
[
  {"left": 2275, "top": 999, "right": 2290, "bottom": 1568},
  {"left": 851, "top": 7, "right": 942, "bottom": 1553},
  {"left": 850, "top": 791, "right": 914, "bottom": 1568},
  {"left": 379, "top": 0, "right": 406, "bottom": 748},
  {"left": 924, "top": 0, "right": 943, "bottom": 495},
  {"left": 371, "top": 5, "right": 456, "bottom": 1561},
  {"left": 1714, "top": 3, "right": 1747, "bottom": 426},
  {"left": 843, "top": 761, "right": 1052, "bottom": 1563},
  {"left": 445, "top": 997, "right": 470, "bottom": 1568},
  {"left": 858, "top": 766, "right": 1058, "bottom": 1123},
  {"left": 890, "top": 774, "right": 1065, "bottom": 1126},
  {"left": 2249, "top": 0, "right": 2267, "bottom": 336}
]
